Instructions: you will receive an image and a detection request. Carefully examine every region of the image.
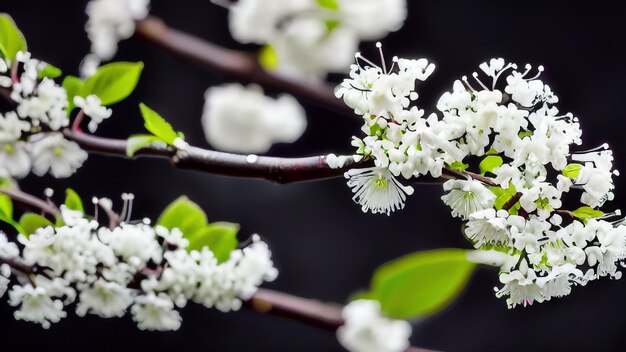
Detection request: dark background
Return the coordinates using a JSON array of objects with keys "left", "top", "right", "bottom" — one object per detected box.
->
[{"left": 1, "top": 1, "right": 626, "bottom": 351}]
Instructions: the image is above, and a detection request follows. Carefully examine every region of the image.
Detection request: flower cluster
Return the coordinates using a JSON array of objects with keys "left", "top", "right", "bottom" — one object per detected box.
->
[
  {"left": 202, "top": 83, "right": 307, "bottom": 154},
  {"left": 0, "top": 203, "right": 277, "bottom": 330},
  {"left": 337, "top": 299, "right": 412, "bottom": 352},
  {"left": 82, "top": 0, "right": 150, "bottom": 76},
  {"left": 222, "top": 0, "right": 407, "bottom": 80},
  {"left": 337, "top": 54, "right": 626, "bottom": 307},
  {"left": 0, "top": 53, "right": 88, "bottom": 179}
]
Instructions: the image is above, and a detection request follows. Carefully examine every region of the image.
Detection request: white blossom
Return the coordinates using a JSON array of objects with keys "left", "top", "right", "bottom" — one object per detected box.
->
[
  {"left": 74, "top": 95, "right": 112, "bottom": 132},
  {"left": 345, "top": 167, "right": 414, "bottom": 216},
  {"left": 131, "top": 292, "right": 182, "bottom": 331},
  {"left": 441, "top": 179, "right": 495, "bottom": 220},
  {"left": 337, "top": 299, "right": 412, "bottom": 352},
  {"left": 30, "top": 133, "right": 88, "bottom": 178},
  {"left": 202, "top": 84, "right": 307, "bottom": 153}
]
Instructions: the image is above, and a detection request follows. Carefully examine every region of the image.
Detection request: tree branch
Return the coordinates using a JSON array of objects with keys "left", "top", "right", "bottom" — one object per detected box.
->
[
  {"left": 0, "top": 188, "right": 60, "bottom": 219},
  {"left": 133, "top": 16, "right": 351, "bottom": 116},
  {"left": 63, "top": 129, "right": 363, "bottom": 184},
  {"left": 245, "top": 288, "right": 437, "bottom": 352}
]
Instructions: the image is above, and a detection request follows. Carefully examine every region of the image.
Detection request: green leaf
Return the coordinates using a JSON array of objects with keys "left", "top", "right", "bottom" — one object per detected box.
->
[
  {"left": 479, "top": 155, "right": 503, "bottom": 175},
  {"left": 490, "top": 183, "right": 518, "bottom": 211},
  {"left": 0, "top": 193, "right": 23, "bottom": 234},
  {"left": 518, "top": 130, "right": 533, "bottom": 139},
  {"left": 366, "top": 249, "right": 476, "bottom": 319},
  {"left": 324, "top": 20, "right": 340, "bottom": 32},
  {"left": 259, "top": 45, "right": 279, "bottom": 70},
  {"left": 139, "top": 103, "right": 179, "bottom": 145},
  {"left": 157, "top": 196, "right": 208, "bottom": 237},
  {"left": 369, "top": 123, "right": 384, "bottom": 137},
  {"left": 0, "top": 177, "right": 15, "bottom": 189},
  {"left": 186, "top": 222, "right": 239, "bottom": 262},
  {"left": 448, "top": 161, "right": 469, "bottom": 172},
  {"left": 0, "top": 14, "right": 27, "bottom": 62},
  {"left": 126, "top": 134, "right": 164, "bottom": 157},
  {"left": 485, "top": 148, "right": 499, "bottom": 156},
  {"left": 62, "top": 75, "right": 85, "bottom": 114},
  {"left": 317, "top": 0, "right": 339, "bottom": 10},
  {"left": 572, "top": 206, "right": 604, "bottom": 221},
  {"left": 562, "top": 163, "right": 582, "bottom": 179},
  {"left": 38, "top": 63, "right": 62, "bottom": 79},
  {"left": 81, "top": 62, "right": 143, "bottom": 106},
  {"left": 18, "top": 212, "right": 53, "bottom": 237},
  {"left": 65, "top": 188, "right": 84, "bottom": 213}
]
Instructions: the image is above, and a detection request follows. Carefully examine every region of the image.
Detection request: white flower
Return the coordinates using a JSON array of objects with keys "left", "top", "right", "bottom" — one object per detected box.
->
[
  {"left": 99, "top": 223, "right": 162, "bottom": 267},
  {"left": 0, "top": 111, "right": 30, "bottom": 143},
  {"left": 74, "top": 95, "right": 112, "bottom": 132},
  {"left": 337, "top": 300, "right": 412, "bottom": 352},
  {"left": 84, "top": 0, "right": 150, "bottom": 60},
  {"left": 202, "top": 84, "right": 307, "bottom": 153},
  {"left": 31, "top": 133, "right": 88, "bottom": 178},
  {"left": 337, "top": 0, "right": 407, "bottom": 41},
  {"left": 76, "top": 279, "right": 134, "bottom": 318},
  {"left": 465, "top": 209, "right": 510, "bottom": 248},
  {"left": 0, "top": 142, "right": 31, "bottom": 178},
  {"left": 441, "top": 179, "right": 495, "bottom": 220},
  {"left": 227, "top": 0, "right": 313, "bottom": 44},
  {"left": 345, "top": 167, "right": 414, "bottom": 216},
  {"left": 8, "top": 277, "right": 73, "bottom": 329},
  {"left": 131, "top": 292, "right": 182, "bottom": 331}
]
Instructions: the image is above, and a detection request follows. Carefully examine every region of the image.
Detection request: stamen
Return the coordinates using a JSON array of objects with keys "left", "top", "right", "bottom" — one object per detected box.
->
[
  {"left": 376, "top": 42, "right": 387, "bottom": 74},
  {"left": 574, "top": 143, "right": 609, "bottom": 154},
  {"left": 492, "top": 62, "right": 516, "bottom": 89},
  {"left": 355, "top": 52, "right": 380, "bottom": 70},
  {"left": 121, "top": 193, "right": 135, "bottom": 223},
  {"left": 526, "top": 65, "right": 544, "bottom": 80},
  {"left": 43, "top": 188, "right": 54, "bottom": 199},
  {"left": 92, "top": 197, "right": 99, "bottom": 222},
  {"left": 520, "top": 64, "right": 532, "bottom": 78},
  {"left": 210, "top": 0, "right": 233, "bottom": 9},
  {"left": 472, "top": 72, "right": 489, "bottom": 90},
  {"left": 598, "top": 209, "right": 622, "bottom": 220},
  {"left": 462, "top": 76, "right": 477, "bottom": 92},
  {"left": 389, "top": 56, "right": 398, "bottom": 73}
]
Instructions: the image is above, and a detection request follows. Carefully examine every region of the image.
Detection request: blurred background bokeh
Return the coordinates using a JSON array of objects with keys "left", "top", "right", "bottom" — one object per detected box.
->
[{"left": 1, "top": 1, "right": 626, "bottom": 351}]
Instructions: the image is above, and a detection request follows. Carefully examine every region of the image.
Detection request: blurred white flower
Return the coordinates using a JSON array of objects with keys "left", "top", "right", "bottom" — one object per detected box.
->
[
  {"left": 202, "top": 83, "right": 307, "bottom": 154},
  {"left": 337, "top": 299, "right": 412, "bottom": 352}
]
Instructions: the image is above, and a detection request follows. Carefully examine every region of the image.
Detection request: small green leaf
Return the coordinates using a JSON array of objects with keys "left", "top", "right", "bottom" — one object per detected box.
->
[
  {"left": 448, "top": 161, "right": 469, "bottom": 172},
  {"left": 65, "top": 188, "right": 84, "bottom": 213},
  {"left": 479, "top": 155, "right": 503, "bottom": 175},
  {"left": 38, "top": 63, "right": 62, "bottom": 79},
  {"left": 0, "top": 193, "right": 23, "bottom": 234},
  {"left": 324, "top": 20, "right": 340, "bottom": 32},
  {"left": 0, "top": 14, "right": 27, "bottom": 62},
  {"left": 518, "top": 130, "right": 533, "bottom": 139},
  {"left": 157, "top": 196, "right": 207, "bottom": 236},
  {"left": 490, "top": 183, "right": 518, "bottom": 211},
  {"left": 259, "top": 45, "right": 279, "bottom": 70},
  {"left": 485, "top": 148, "right": 499, "bottom": 156},
  {"left": 81, "top": 61, "right": 143, "bottom": 106},
  {"left": 186, "top": 222, "right": 239, "bottom": 262},
  {"left": 366, "top": 249, "right": 476, "bottom": 319},
  {"left": 139, "top": 103, "right": 179, "bottom": 145},
  {"left": 0, "top": 177, "right": 15, "bottom": 189},
  {"left": 18, "top": 212, "right": 53, "bottom": 237},
  {"left": 317, "top": 0, "right": 339, "bottom": 10},
  {"left": 62, "top": 75, "right": 85, "bottom": 114},
  {"left": 369, "top": 123, "right": 384, "bottom": 137},
  {"left": 126, "top": 134, "right": 164, "bottom": 157},
  {"left": 562, "top": 163, "right": 582, "bottom": 179},
  {"left": 572, "top": 206, "right": 604, "bottom": 221}
]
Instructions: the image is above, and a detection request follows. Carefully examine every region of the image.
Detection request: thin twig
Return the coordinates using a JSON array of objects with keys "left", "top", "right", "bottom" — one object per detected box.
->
[
  {"left": 133, "top": 16, "right": 351, "bottom": 116},
  {"left": 0, "top": 188, "right": 60, "bottom": 219}
]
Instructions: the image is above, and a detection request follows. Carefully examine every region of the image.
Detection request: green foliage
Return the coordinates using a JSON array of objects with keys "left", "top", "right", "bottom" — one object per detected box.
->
[
  {"left": 448, "top": 161, "right": 469, "bottom": 171},
  {"left": 259, "top": 45, "right": 279, "bottom": 70},
  {"left": 0, "top": 193, "right": 23, "bottom": 234},
  {"left": 157, "top": 196, "right": 240, "bottom": 263},
  {"left": 65, "top": 188, "right": 84, "bottom": 213},
  {"left": 479, "top": 155, "right": 503, "bottom": 175},
  {"left": 490, "top": 183, "right": 519, "bottom": 213},
  {"left": 0, "top": 14, "right": 27, "bottom": 62},
  {"left": 186, "top": 222, "right": 239, "bottom": 263},
  {"left": 62, "top": 75, "right": 85, "bottom": 114},
  {"left": 18, "top": 213, "right": 53, "bottom": 237},
  {"left": 360, "top": 249, "right": 476, "bottom": 319},
  {"left": 572, "top": 206, "right": 604, "bottom": 222},
  {"left": 126, "top": 134, "right": 164, "bottom": 157},
  {"left": 38, "top": 64, "right": 62, "bottom": 79},
  {"left": 139, "top": 103, "right": 182, "bottom": 146},
  {"left": 562, "top": 163, "right": 582, "bottom": 179},
  {"left": 317, "top": 0, "right": 339, "bottom": 10},
  {"left": 81, "top": 62, "right": 144, "bottom": 106}
]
